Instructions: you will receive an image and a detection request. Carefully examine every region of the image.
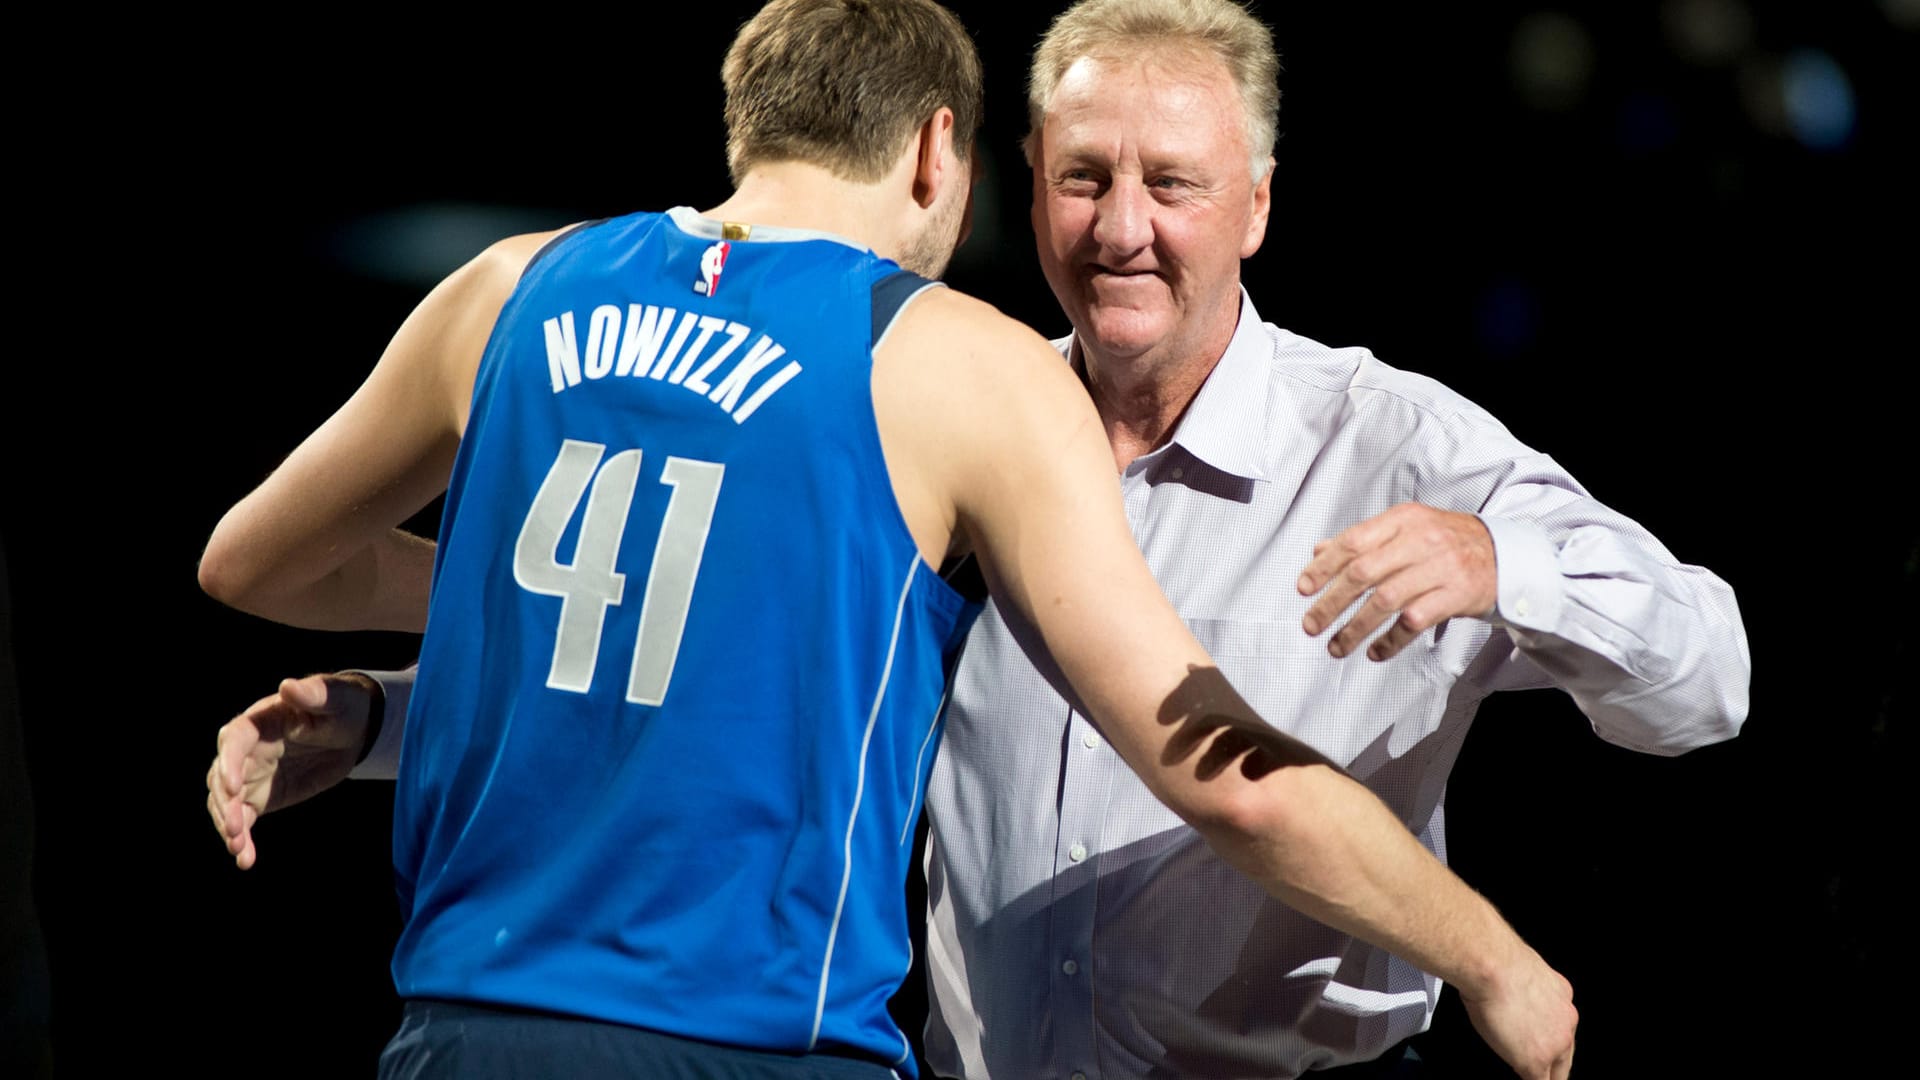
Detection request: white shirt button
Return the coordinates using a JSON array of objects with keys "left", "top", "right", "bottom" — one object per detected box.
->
[
  {"left": 1068, "top": 842, "right": 1087, "bottom": 863},
  {"left": 1515, "top": 596, "right": 1532, "bottom": 618},
  {"left": 1072, "top": 1072, "right": 1087, "bottom": 1080},
  {"left": 1062, "top": 958, "right": 1079, "bottom": 975},
  {"left": 1082, "top": 731, "right": 1099, "bottom": 749},
  {"left": 1170, "top": 466, "right": 1185, "bottom": 480}
]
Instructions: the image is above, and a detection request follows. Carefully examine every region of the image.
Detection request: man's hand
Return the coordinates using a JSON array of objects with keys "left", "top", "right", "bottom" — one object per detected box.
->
[
  {"left": 204, "top": 673, "right": 376, "bottom": 870},
  {"left": 1459, "top": 948, "right": 1578, "bottom": 1080},
  {"left": 1297, "top": 503, "right": 1497, "bottom": 662}
]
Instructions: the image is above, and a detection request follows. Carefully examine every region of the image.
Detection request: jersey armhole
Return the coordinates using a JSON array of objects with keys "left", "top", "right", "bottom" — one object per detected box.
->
[
  {"left": 520, "top": 218, "right": 606, "bottom": 281},
  {"left": 871, "top": 269, "right": 944, "bottom": 351},
  {"left": 867, "top": 268, "right": 973, "bottom": 613}
]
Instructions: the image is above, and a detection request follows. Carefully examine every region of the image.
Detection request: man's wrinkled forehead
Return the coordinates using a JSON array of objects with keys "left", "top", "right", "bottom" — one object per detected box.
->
[
  {"left": 1044, "top": 42, "right": 1236, "bottom": 121},
  {"left": 1038, "top": 47, "right": 1245, "bottom": 160}
]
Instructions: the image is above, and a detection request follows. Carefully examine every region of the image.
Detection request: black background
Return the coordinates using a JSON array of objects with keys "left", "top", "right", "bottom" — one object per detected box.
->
[{"left": 4, "top": 1, "right": 1913, "bottom": 1075}]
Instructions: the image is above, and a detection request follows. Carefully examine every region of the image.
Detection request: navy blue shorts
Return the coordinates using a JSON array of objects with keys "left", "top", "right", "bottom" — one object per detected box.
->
[{"left": 378, "top": 1000, "right": 904, "bottom": 1080}]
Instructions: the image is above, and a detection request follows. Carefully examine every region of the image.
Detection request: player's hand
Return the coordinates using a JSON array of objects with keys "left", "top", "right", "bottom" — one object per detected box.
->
[
  {"left": 1297, "top": 503, "right": 1497, "bottom": 662},
  {"left": 205, "top": 673, "right": 375, "bottom": 870},
  {"left": 1458, "top": 949, "right": 1578, "bottom": 1080}
]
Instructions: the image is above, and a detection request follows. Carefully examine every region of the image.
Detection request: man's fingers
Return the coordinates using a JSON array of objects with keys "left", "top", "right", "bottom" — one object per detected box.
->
[
  {"left": 222, "top": 733, "right": 260, "bottom": 794},
  {"left": 207, "top": 761, "right": 256, "bottom": 866},
  {"left": 1302, "top": 545, "right": 1405, "bottom": 638},
  {"left": 279, "top": 674, "right": 331, "bottom": 713},
  {"left": 1324, "top": 555, "right": 1448, "bottom": 657},
  {"left": 1298, "top": 515, "right": 1397, "bottom": 598},
  {"left": 1298, "top": 539, "right": 1347, "bottom": 595},
  {"left": 228, "top": 800, "right": 260, "bottom": 868},
  {"left": 209, "top": 755, "right": 246, "bottom": 813},
  {"left": 217, "top": 697, "right": 279, "bottom": 790},
  {"left": 1364, "top": 615, "right": 1424, "bottom": 662},
  {"left": 222, "top": 798, "right": 245, "bottom": 847},
  {"left": 1362, "top": 575, "right": 1474, "bottom": 659},
  {"left": 206, "top": 789, "right": 229, "bottom": 843},
  {"left": 209, "top": 795, "right": 245, "bottom": 856},
  {"left": 211, "top": 679, "right": 343, "bottom": 871},
  {"left": 1297, "top": 507, "right": 1417, "bottom": 596},
  {"left": 1301, "top": 504, "right": 1499, "bottom": 646},
  {"left": 1325, "top": 534, "right": 1490, "bottom": 658}
]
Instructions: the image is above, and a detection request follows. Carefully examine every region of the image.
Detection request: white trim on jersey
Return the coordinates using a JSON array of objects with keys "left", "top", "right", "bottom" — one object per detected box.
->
[
  {"left": 871, "top": 281, "right": 944, "bottom": 356},
  {"left": 893, "top": 613, "right": 958, "bottom": 1066},
  {"left": 809, "top": 554, "right": 924, "bottom": 1051},
  {"left": 901, "top": 686, "right": 950, "bottom": 847}
]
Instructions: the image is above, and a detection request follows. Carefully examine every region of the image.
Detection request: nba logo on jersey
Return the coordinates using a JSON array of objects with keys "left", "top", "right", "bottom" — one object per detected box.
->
[{"left": 694, "top": 241, "right": 731, "bottom": 296}]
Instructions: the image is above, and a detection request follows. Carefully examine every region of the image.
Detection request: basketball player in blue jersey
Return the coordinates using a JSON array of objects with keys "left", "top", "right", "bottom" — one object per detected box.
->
[{"left": 200, "top": 1, "right": 1576, "bottom": 1077}]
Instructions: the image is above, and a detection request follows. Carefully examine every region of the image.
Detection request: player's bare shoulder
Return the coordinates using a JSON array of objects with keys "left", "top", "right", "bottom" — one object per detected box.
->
[
  {"left": 447, "top": 228, "right": 574, "bottom": 312},
  {"left": 381, "top": 227, "right": 577, "bottom": 431},
  {"left": 878, "top": 286, "right": 1060, "bottom": 374},
  {"left": 872, "top": 285, "right": 1081, "bottom": 422},
  {"left": 393, "top": 228, "right": 573, "bottom": 351}
]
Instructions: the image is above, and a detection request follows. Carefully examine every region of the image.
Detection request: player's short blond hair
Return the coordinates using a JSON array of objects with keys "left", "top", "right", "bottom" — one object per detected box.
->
[
  {"left": 1025, "top": 0, "right": 1280, "bottom": 179},
  {"left": 723, "top": 0, "right": 984, "bottom": 184}
]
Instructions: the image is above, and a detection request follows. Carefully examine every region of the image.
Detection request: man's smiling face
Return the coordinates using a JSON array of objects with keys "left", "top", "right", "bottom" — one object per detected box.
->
[{"left": 1031, "top": 45, "right": 1272, "bottom": 372}]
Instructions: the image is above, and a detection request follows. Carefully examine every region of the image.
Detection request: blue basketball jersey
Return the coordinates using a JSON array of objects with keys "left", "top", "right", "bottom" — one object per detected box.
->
[{"left": 392, "top": 208, "right": 978, "bottom": 1072}]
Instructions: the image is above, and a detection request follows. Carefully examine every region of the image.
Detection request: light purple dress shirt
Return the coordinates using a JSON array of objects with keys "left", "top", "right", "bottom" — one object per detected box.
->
[{"left": 920, "top": 289, "right": 1749, "bottom": 1079}]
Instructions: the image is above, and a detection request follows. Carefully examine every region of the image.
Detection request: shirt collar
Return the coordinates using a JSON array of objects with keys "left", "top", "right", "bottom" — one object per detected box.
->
[{"left": 1057, "top": 286, "right": 1272, "bottom": 484}]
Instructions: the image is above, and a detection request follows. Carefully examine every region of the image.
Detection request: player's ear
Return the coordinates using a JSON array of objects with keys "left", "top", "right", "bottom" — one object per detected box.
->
[{"left": 912, "top": 106, "right": 959, "bottom": 211}]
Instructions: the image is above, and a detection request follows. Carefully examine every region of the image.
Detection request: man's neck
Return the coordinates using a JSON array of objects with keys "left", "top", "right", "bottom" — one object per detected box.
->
[
  {"left": 1075, "top": 302, "right": 1241, "bottom": 472},
  {"left": 701, "top": 162, "right": 902, "bottom": 257}
]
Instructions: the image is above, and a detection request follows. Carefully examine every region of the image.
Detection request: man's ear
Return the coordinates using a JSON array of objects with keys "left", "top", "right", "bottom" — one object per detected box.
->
[
  {"left": 913, "top": 106, "right": 958, "bottom": 210},
  {"left": 1242, "top": 156, "right": 1275, "bottom": 259}
]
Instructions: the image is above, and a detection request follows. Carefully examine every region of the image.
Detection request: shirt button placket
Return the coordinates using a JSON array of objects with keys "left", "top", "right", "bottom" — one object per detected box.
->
[{"left": 1053, "top": 707, "right": 1107, "bottom": 1080}]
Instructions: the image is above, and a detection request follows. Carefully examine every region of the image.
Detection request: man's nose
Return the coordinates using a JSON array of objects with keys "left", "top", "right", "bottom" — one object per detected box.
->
[{"left": 1092, "top": 181, "right": 1151, "bottom": 255}]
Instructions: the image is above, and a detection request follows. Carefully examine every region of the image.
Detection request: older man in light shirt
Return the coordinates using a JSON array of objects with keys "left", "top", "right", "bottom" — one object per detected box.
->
[{"left": 919, "top": 1, "right": 1747, "bottom": 1078}]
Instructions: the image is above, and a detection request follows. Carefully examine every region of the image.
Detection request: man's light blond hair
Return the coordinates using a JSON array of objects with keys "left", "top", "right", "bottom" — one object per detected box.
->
[
  {"left": 722, "top": 0, "right": 984, "bottom": 185},
  {"left": 1025, "top": 0, "right": 1280, "bottom": 179}
]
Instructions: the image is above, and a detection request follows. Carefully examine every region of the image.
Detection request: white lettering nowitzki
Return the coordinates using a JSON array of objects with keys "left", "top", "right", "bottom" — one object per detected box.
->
[{"left": 542, "top": 304, "right": 802, "bottom": 424}]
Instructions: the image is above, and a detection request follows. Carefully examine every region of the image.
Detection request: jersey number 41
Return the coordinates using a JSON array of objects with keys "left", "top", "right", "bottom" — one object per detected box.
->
[{"left": 513, "top": 438, "right": 725, "bottom": 705}]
